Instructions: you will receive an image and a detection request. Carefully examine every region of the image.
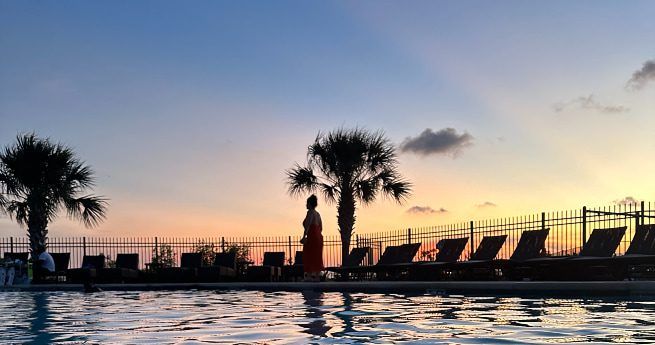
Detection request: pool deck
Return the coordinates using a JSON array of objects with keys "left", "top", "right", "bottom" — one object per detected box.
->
[{"left": 3, "top": 281, "right": 655, "bottom": 296}]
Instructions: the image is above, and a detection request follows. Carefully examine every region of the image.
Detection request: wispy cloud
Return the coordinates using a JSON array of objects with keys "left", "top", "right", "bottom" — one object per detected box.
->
[
  {"left": 476, "top": 201, "right": 497, "bottom": 208},
  {"left": 626, "top": 59, "right": 655, "bottom": 91},
  {"left": 406, "top": 206, "right": 447, "bottom": 215},
  {"left": 553, "top": 94, "right": 629, "bottom": 114},
  {"left": 400, "top": 128, "right": 473, "bottom": 157},
  {"left": 613, "top": 196, "right": 641, "bottom": 206}
]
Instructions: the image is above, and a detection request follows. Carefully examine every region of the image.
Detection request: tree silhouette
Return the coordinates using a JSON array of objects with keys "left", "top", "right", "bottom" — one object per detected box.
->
[
  {"left": 0, "top": 134, "right": 107, "bottom": 267},
  {"left": 287, "top": 128, "right": 411, "bottom": 264}
]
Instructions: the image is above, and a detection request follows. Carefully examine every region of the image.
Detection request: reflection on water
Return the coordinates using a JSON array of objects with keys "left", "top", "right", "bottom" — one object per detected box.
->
[{"left": 1, "top": 290, "right": 655, "bottom": 344}]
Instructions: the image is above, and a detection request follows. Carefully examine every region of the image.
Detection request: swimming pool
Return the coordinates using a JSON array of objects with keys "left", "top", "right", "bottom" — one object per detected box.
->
[{"left": 1, "top": 290, "right": 655, "bottom": 344}]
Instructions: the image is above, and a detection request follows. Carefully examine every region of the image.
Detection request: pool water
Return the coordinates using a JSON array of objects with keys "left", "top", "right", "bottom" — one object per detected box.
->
[{"left": 1, "top": 290, "right": 655, "bottom": 344}]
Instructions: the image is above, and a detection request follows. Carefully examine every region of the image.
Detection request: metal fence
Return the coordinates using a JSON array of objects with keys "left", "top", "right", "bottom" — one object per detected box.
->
[
  {"left": 1, "top": 202, "right": 653, "bottom": 269},
  {"left": 363, "top": 201, "right": 654, "bottom": 263}
]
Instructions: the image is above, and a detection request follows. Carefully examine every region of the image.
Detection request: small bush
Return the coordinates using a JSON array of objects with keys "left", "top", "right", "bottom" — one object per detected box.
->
[{"left": 150, "top": 244, "right": 175, "bottom": 269}]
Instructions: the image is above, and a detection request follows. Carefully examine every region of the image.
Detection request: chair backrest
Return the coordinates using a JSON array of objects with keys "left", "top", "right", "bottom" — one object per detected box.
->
[
  {"left": 262, "top": 252, "right": 285, "bottom": 267},
  {"left": 343, "top": 247, "right": 371, "bottom": 267},
  {"left": 434, "top": 238, "right": 469, "bottom": 262},
  {"left": 510, "top": 229, "right": 550, "bottom": 261},
  {"left": 116, "top": 254, "right": 139, "bottom": 270},
  {"left": 180, "top": 253, "right": 202, "bottom": 268},
  {"left": 377, "top": 245, "right": 401, "bottom": 265},
  {"left": 471, "top": 235, "right": 508, "bottom": 261},
  {"left": 50, "top": 253, "right": 70, "bottom": 271},
  {"left": 397, "top": 243, "right": 421, "bottom": 263},
  {"left": 580, "top": 226, "right": 626, "bottom": 257},
  {"left": 626, "top": 224, "right": 655, "bottom": 255},
  {"left": 214, "top": 252, "right": 237, "bottom": 270},
  {"left": 293, "top": 251, "right": 303, "bottom": 266},
  {"left": 4, "top": 252, "right": 29, "bottom": 262},
  {"left": 81, "top": 255, "right": 105, "bottom": 269}
]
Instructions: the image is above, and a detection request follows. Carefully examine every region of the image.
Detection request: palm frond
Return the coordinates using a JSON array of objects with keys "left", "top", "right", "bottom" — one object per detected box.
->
[
  {"left": 286, "top": 165, "right": 319, "bottom": 196},
  {"left": 319, "top": 183, "right": 339, "bottom": 204},
  {"left": 5, "top": 200, "right": 29, "bottom": 226},
  {"left": 381, "top": 179, "right": 413, "bottom": 204},
  {"left": 65, "top": 195, "right": 108, "bottom": 228},
  {"left": 354, "top": 178, "right": 379, "bottom": 205}
]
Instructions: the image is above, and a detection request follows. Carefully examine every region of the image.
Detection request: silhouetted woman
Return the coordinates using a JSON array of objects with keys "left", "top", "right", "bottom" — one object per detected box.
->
[{"left": 301, "top": 195, "right": 323, "bottom": 282}]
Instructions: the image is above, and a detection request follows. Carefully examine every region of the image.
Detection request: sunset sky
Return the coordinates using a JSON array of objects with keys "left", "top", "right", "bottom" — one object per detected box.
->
[{"left": 1, "top": 1, "right": 654, "bottom": 238}]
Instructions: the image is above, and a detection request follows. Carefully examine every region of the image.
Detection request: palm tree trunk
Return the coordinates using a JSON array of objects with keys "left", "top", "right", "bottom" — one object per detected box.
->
[
  {"left": 27, "top": 204, "right": 48, "bottom": 281},
  {"left": 337, "top": 190, "right": 356, "bottom": 265}
]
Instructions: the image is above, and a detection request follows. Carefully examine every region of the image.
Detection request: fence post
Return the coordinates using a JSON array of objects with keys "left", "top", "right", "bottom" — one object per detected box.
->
[
  {"left": 582, "top": 206, "right": 587, "bottom": 247},
  {"left": 541, "top": 212, "right": 546, "bottom": 230},
  {"left": 10, "top": 237, "right": 13, "bottom": 253},
  {"left": 469, "top": 221, "right": 474, "bottom": 258},
  {"left": 82, "top": 237, "right": 87, "bottom": 256},
  {"left": 221, "top": 237, "right": 225, "bottom": 252},
  {"left": 641, "top": 201, "right": 646, "bottom": 226},
  {"left": 154, "top": 237, "right": 158, "bottom": 259},
  {"left": 407, "top": 228, "right": 411, "bottom": 244},
  {"left": 288, "top": 236, "right": 293, "bottom": 263}
]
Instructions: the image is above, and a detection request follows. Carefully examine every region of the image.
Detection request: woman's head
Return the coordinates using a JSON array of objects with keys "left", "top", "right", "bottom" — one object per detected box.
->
[{"left": 306, "top": 194, "right": 318, "bottom": 209}]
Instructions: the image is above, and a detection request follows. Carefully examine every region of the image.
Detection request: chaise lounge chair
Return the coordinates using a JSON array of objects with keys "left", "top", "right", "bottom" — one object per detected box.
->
[
  {"left": 67, "top": 255, "right": 105, "bottom": 283},
  {"left": 436, "top": 235, "right": 508, "bottom": 280},
  {"left": 282, "top": 251, "right": 304, "bottom": 282},
  {"left": 610, "top": 224, "right": 655, "bottom": 279},
  {"left": 326, "top": 247, "right": 372, "bottom": 280},
  {"left": 156, "top": 253, "right": 202, "bottom": 283},
  {"left": 406, "top": 237, "right": 469, "bottom": 280},
  {"left": 247, "top": 252, "right": 285, "bottom": 282},
  {"left": 4, "top": 252, "right": 29, "bottom": 263},
  {"left": 335, "top": 243, "right": 421, "bottom": 280},
  {"left": 98, "top": 254, "right": 140, "bottom": 283},
  {"left": 197, "top": 252, "right": 238, "bottom": 282},
  {"left": 516, "top": 226, "right": 626, "bottom": 280},
  {"left": 446, "top": 229, "right": 550, "bottom": 279}
]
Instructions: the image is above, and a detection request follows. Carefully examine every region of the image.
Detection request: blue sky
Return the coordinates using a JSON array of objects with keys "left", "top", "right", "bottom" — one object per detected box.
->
[{"left": 1, "top": 1, "right": 654, "bottom": 237}]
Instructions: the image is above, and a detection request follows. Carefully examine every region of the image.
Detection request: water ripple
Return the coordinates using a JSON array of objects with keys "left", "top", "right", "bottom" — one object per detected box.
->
[{"left": 2, "top": 290, "right": 655, "bottom": 344}]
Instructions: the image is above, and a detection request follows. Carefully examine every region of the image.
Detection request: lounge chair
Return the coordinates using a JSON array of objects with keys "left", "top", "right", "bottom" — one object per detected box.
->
[
  {"left": 67, "top": 255, "right": 105, "bottom": 283},
  {"left": 247, "top": 252, "right": 285, "bottom": 282},
  {"left": 406, "top": 237, "right": 469, "bottom": 280},
  {"left": 282, "top": 251, "right": 304, "bottom": 282},
  {"left": 518, "top": 226, "right": 626, "bottom": 280},
  {"left": 98, "top": 254, "right": 140, "bottom": 283},
  {"left": 450, "top": 235, "right": 508, "bottom": 280},
  {"left": 29, "top": 252, "right": 71, "bottom": 283},
  {"left": 536, "top": 225, "right": 648, "bottom": 280},
  {"left": 326, "top": 247, "right": 372, "bottom": 280},
  {"left": 3, "top": 252, "right": 29, "bottom": 263},
  {"left": 445, "top": 229, "right": 550, "bottom": 280},
  {"left": 335, "top": 243, "right": 421, "bottom": 280},
  {"left": 613, "top": 224, "right": 655, "bottom": 279},
  {"left": 156, "top": 253, "right": 202, "bottom": 283},
  {"left": 49, "top": 253, "right": 70, "bottom": 282},
  {"left": 197, "top": 252, "right": 238, "bottom": 282}
]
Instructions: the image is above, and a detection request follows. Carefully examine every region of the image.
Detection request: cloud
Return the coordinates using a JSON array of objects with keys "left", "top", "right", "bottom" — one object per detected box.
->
[
  {"left": 406, "top": 206, "right": 447, "bottom": 215},
  {"left": 626, "top": 59, "right": 655, "bottom": 91},
  {"left": 400, "top": 128, "right": 474, "bottom": 157},
  {"left": 553, "top": 94, "right": 629, "bottom": 114},
  {"left": 476, "top": 201, "right": 497, "bottom": 208},
  {"left": 613, "top": 196, "right": 641, "bottom": 206}
]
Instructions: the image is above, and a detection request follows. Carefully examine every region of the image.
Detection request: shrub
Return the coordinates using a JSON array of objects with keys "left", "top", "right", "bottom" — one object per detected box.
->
[
  {"left": 150, "top": 244, "right": 175, "bottom": 269},
  {"left": 194, "top": 241, "right": 216, "bottom": 266}
]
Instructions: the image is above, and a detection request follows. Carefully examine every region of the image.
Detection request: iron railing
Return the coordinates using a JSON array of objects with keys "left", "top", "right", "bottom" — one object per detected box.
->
[{"left": 1, "top": 202, "right": 653, "bottom": 269}]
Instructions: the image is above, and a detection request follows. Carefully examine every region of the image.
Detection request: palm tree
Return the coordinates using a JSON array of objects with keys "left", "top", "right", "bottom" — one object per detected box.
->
[
  {"left": 0, "top": 134, "right": 107, "bottom": 268},
  {"left": 287, "top": 128, "right": 412, "bottom": 264}
]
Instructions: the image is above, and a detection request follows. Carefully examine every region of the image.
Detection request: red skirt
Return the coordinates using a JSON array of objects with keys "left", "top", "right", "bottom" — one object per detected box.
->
[{"left": 303, "top": 224, "right": 324, "bottom": 272}]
